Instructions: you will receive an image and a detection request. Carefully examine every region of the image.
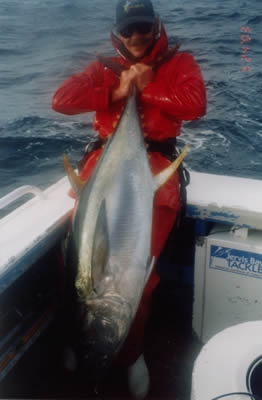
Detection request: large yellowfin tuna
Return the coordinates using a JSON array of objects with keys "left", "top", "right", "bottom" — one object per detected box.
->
[{"left": 63, "top": 92, "right": 187, "bottom": 375}]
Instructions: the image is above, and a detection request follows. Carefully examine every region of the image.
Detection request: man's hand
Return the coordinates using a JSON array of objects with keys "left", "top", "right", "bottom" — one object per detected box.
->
[
  {"left": 111, "top": 63, "right": 154, "bottom": 102},
  {"left": 130, "top": 63, "right": 154, "bottom": 92},
  {"left": 111, "top": 68, "right": 137, "bottom": 102}
]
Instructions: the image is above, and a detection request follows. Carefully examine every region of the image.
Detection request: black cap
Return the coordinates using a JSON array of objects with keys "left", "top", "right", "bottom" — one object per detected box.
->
[{"left": 116, "top": 0, "right": 155, "bottom": 31}]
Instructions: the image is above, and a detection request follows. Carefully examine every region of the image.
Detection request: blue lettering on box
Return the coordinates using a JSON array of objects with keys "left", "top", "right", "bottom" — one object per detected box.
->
[{"left": 210, "top": 245, "right": 262, "bottom": 279}]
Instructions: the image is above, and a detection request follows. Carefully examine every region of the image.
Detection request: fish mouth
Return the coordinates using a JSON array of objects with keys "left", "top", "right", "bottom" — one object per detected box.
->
[{"left": 80, "top": 294, "right": 133, "bottom": 375}]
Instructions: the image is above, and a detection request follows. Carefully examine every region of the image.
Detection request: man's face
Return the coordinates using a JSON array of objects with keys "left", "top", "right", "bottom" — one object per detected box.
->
[{"left": 118, "top": 22, "right": 155, "bottom": 58}]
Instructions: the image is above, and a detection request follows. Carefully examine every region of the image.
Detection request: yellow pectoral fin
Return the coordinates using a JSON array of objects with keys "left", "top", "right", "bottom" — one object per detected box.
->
[
  {"left": 153, "top": 145, "right": 188, "bottom": 191},
  {"left": 63, "top": 153, "right": 86, "bottom": 198}
]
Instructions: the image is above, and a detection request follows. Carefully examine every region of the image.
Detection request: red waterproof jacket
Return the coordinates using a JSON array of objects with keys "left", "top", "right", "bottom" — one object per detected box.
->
[{"left": 52, "top": 26, "right": 206, "bottom": 140}]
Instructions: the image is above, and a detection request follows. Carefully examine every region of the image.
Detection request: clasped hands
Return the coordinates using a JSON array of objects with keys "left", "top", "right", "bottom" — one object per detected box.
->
[{"left": 112, "top": 64, "right": 154, "bottom": 102}]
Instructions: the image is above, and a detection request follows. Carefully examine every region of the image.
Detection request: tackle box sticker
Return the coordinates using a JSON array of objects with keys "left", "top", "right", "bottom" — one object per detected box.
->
[{"left": 210, "top": 245, "right": 262, "bottom": 279}]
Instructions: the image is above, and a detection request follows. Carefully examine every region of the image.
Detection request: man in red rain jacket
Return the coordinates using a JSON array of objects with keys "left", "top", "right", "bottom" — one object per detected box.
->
[{"left": 52, "top": 0, "right": 206, "bottom": 398}]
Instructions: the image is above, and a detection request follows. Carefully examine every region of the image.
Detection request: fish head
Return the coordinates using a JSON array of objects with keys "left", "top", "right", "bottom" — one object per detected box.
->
[{"left": 75, "top": 293, "right": 133, "bottom": 377}]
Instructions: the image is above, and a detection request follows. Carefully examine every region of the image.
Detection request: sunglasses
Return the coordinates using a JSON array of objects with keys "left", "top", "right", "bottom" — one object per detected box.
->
[{"left": 119, "top": 22, "right": 154, "bottom": 38}]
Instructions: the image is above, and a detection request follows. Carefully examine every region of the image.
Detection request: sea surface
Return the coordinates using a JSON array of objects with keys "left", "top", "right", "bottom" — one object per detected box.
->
[{"left": 0, "top": 0, "right": 262, "bottom": 200}]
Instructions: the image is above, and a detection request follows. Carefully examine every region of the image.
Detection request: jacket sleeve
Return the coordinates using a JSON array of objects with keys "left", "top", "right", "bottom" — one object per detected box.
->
[
  {"left": 52, "top": 61, "right": 110, "bottom": 115},
  {"left": 141, "top": 52, "right": 207, "bottom": 121}
]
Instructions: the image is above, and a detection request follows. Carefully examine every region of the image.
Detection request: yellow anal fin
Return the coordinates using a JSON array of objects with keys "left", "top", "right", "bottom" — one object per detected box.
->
[
  {"left": 154, "top": 145, "right": 188, "bottom": 191},
  {"left": 63, "top": 153, "right": 86, "bottom": 198}
]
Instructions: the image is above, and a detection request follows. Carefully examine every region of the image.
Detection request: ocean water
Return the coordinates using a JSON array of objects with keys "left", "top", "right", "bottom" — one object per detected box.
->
[{"left": 0, "top": 0, "right": 262, "bottom": 200}]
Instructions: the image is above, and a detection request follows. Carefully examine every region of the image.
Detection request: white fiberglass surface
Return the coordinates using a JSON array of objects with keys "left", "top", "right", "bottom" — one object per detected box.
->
[
  {"left": 0, "top": 176, "right": 74, "bottom": 275},
  {"left": 188, "top": 171, "right": 262, "bottom": 213}
]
